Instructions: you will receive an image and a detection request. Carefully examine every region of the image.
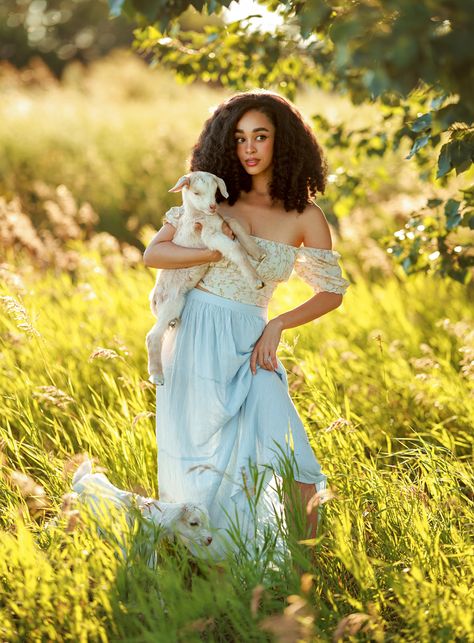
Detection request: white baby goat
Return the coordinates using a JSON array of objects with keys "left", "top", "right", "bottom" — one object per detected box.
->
[
  {"left": 71, "top": 459, "right": 214, "bottom": 566},
  {"left": 146, "top": 170, "right": 266, "bottom": 385}
]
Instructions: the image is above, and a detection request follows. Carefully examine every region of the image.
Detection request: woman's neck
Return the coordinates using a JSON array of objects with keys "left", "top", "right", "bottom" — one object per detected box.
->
[{"left": 244, "top": 173, "right": 274, "bottom": 207}]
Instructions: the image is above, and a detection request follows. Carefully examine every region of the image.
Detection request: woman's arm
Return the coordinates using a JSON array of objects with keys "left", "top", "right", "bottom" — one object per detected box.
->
[
  {"left": 143, "top": 222, "right": 222, "bottom": 268},
  {"left": 250, "top": 204, "right": 343, "bottom": 374}
]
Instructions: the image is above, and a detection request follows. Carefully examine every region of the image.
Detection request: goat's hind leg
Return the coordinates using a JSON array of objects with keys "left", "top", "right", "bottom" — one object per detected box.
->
[
  {"left": 146, "top": 321, "right": 167, "bottom": 385},
  {"left": 146, "top": 295, "right": 187, "bottom": 385}
]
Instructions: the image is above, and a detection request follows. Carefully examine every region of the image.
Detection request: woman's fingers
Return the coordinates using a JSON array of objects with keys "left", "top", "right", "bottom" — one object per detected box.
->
[
  {"left": 250, "top": 339, "right": 278, "bottom": 374},
  {"left": 222, "top": 221, "right": 235, "bottom": 239},
  {"left": 250, "top": 349, "right": 257, "bottom": 375},
  {"left": 251, "top": 348, "right": 272, "bottom": 373},
  {"left": 258, "top": 349, "right": 276, "bottom": 371}
]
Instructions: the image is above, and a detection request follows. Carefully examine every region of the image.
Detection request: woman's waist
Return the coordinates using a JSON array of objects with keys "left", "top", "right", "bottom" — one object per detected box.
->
[{"left": 188, "top": 285, "right": 268, "bottom": 319}]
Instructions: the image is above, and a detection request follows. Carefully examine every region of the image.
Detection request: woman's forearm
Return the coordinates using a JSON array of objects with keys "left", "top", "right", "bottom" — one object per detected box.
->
[
  {"left": 273, "top": 291, "right": 343, "bottom": 331},
  {"left": 250, "top": 291, "right": 344, "bottom": 374},
  {"left": 143, "top": 241, "right": 219, "bottom": 269}
]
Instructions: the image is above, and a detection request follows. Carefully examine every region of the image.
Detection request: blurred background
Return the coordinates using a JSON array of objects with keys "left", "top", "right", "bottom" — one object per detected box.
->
[{"left": 0, "top": 0, "right": 441, "bottom": 285}]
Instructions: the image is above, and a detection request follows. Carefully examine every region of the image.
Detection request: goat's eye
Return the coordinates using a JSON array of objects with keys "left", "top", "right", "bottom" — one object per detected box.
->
[{"left": 193, "top": 191, "right": 200, "bottom": 195}]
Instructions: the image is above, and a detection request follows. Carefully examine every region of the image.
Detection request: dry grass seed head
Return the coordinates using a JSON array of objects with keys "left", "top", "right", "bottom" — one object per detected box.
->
[
  {"left": 8, "top": 469, "right": 51, "bottom": 516},
  {"left": 88, "top": 347, "right": 122, "bottom": 361},
  {"left": 1, "top": 295, "right": 40, "bottom": 337},
  {"left": 333, "top": 612, "right": 371, "bottom": 641},
  {"left": 33, "top": 385, "right": 75, "bottom": 409}
]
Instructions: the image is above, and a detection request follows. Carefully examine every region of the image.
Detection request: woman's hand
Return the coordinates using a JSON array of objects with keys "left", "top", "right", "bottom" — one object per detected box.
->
[
  {"left": 221, "top": 221, "right": 236, "bottom": 240},
  {"left": 250, "top": 318, "right": 284, "bottom": 375}
]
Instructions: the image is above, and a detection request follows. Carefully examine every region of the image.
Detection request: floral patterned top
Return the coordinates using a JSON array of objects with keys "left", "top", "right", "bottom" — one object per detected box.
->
[{"left": 163, "top": 206, "right": 350, "bottom": 307}]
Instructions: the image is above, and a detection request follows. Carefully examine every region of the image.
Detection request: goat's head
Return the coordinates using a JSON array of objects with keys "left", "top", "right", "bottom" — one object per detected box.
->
[{"left": 168, "top": 171, "right": 228, "bottom": 215}]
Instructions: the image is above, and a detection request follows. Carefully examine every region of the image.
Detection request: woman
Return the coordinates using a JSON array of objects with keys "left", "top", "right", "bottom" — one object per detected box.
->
[{"left": 143, "top": 89, "right": 350, "bottom": 562}]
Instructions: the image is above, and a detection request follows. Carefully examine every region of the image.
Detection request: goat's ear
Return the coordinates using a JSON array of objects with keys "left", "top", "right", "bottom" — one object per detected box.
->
[
  {"left": 179, "top": 503, "right": 194, "bottom": 518},
  {"left": 216, "top": 177, "right": 229, "bottom": 199},
  {"left": 169, "top": 174, "right": 191, "bottom": 192}
]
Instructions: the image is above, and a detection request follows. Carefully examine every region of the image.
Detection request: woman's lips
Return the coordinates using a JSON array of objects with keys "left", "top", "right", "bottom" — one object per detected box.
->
[{"left": 245, "top": 159, "right": 259, "bottom": 166}]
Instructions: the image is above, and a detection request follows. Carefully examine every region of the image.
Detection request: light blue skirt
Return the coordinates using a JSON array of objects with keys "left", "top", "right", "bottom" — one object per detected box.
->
[{"left": 155, "top": 287, "right": 327, "bottom": 562}]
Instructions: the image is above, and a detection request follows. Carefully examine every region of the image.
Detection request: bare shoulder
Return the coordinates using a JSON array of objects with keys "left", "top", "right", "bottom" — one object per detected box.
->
[{"left": 299, "top": 203, "right": 332, "bottom": 250}]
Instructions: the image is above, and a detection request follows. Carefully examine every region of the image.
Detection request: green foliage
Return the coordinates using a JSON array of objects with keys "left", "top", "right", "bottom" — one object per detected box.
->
[
  {"left": 382, "top": 190, "right": 474, "bottom": 283},
  {"left": 311, "top": 101, "right": 474, "bottom": 284},
  {"left": 0, "top": 0, "right": 136, "bottom": 76},
  {"left": 0, "top": 248, "right": 473, "bottom": 640},
  {"left": 110, "top": 0, "right": 474, "bottom": 112},
  {"left": 110, "top": 0, "right": 474, "bottom": 284},
  {"left": 132, "top": 20, "right": 313, "bottom": 98}
]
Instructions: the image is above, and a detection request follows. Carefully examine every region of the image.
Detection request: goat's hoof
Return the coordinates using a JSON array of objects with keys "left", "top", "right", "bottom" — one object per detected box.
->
[
  {"left": 257, "top": 252, "right": 267, "bottom": 262},
  {"left": 168, "top": 318, "right": 180, "bottom": 328},
  {"left": 149, "top": 374, "right": 164, "bottom": 386},
  {"left": 256, "top": 280, "right": 265, "bottom": 290}
]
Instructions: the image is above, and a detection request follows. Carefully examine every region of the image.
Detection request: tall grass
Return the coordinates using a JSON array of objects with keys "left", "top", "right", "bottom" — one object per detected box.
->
[{"left": 1, "top": 246, "right": 472, "bottom": 641}]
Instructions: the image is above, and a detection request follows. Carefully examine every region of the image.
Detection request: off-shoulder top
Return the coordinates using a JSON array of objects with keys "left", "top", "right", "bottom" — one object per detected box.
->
[{"left": 163, "top": 206, "right": 350, "bottom": 307}]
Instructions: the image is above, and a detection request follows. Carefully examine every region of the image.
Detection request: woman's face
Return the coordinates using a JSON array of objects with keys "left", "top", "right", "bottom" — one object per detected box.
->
[{"left": 234, "top": 109, "right": 275, "bottom": 177}]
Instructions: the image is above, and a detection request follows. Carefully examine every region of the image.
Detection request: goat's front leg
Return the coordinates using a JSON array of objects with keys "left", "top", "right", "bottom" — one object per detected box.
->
[
  {"left": 221, "top": 216, "right": 266, "bottom": 262},
  {"left": 201, "top": 231, "right": 264, "bottom": 290}
]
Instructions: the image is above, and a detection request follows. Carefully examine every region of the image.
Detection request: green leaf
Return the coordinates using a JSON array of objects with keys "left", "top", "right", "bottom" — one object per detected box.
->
[
  {"left": 448, "top": 268, "right": 468, "bottom": 284},
  {"left": 427, "top": 198, "right": 442, "bottom": 208},
  {"left": 444, "top": 199, "right": 460, "bottom": 217},
  {"left": 436, "top": 144, "right": 451, "bottom": 178},
  {"left": 411, "top": 113, "right": 432, "bottom": 133},
  {"left": 430, "top": 94, "right": 446, "bottom": 110},
  {"left": 406, "top": 134, "right": 430, "bottom": 160},
  {"left": 455, "top": 157, "right": 473, "bottom": 175},
  {"left": 299, "top": 2, "right": 332, "bottom": 38},
  {"left": 444, "top": 199, "right": 461, "bottom": 230},
  {"left": 451, "top": 138, "right": 473, "bottom": 176}
]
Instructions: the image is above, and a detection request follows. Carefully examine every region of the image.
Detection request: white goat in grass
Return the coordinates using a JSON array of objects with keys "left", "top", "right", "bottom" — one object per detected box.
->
[
  {"left": 146, "top": 170, "right": 266, "bottom": 385},
  {"left": 71, "top": 459, "right": 214, "bottom": 566}
]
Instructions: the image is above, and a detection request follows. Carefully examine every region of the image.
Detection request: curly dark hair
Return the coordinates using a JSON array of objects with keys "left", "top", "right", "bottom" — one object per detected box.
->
[{"left": 188, "top": 89, "right": 328, "bottom": 213}]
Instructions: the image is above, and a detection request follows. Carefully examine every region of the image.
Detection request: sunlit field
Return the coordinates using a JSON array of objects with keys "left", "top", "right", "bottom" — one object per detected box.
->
[{"left": 1, "top": 51, "right": 473, "bottom": 642}]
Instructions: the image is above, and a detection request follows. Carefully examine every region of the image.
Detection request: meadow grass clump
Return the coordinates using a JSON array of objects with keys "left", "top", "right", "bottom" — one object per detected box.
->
[
  {"left": 0, "top": 49, "right": 229, "bottom": 244},
  {"left": 0, "top": 245, "right": 473, "bottom": 641}
]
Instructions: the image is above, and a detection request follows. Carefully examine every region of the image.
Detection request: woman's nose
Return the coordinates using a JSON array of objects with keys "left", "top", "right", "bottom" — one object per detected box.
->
[{"left": 246, "top": 140, "right": 256, "bottom": 153}]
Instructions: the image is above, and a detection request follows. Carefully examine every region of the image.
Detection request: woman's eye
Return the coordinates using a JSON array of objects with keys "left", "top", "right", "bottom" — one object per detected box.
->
[{"left": 235, "top": 135, "right": 266, "bottom": 144}]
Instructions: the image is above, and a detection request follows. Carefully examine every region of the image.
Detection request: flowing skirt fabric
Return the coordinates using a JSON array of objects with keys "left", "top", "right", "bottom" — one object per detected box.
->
[{"left": 155, "top": 287, "right": 327, "bottom": 562}]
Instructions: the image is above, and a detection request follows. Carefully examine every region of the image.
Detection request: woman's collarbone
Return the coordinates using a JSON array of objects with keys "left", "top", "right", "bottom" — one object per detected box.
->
[{"left": 219, "top": 205, "right": 300, "bottom": 244}]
